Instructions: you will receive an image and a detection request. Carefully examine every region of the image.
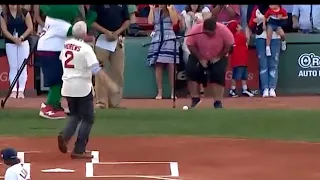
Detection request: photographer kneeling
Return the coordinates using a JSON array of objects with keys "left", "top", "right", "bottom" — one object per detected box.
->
[{"left": 185, "top": 17, "right": 234, "bottom": 108}]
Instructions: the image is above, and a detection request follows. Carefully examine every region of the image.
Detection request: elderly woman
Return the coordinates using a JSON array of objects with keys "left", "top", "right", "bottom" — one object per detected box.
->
[
  {"left": 249, "top": 4, "right": 281, "bottom": 97},
  {"left": 147, "top": 4, "right": 179, "bottom": 100}
]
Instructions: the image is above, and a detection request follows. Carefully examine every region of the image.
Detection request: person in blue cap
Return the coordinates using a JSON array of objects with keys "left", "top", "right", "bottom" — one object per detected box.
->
[{"left": 0, "top": 148, "right": 30, "bottom": 180}]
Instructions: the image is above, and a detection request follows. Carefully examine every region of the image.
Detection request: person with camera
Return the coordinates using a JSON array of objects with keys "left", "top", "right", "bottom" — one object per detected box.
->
[{"left": 185, "top": 17, "right": 234, "bottom": 108}]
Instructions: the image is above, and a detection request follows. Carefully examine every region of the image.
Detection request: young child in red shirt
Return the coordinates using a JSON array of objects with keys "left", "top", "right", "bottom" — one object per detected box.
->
[
  {"left": 264, "top": 5, "right": 288, "bottom": 56},
  {"left": 227, "top": 20, "right": 254, "bottom": 97}
]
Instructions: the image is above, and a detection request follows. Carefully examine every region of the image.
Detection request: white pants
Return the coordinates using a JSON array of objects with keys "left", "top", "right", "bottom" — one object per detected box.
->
[{"left": 5, "top": 41, "right": 30, "bottom": 92}]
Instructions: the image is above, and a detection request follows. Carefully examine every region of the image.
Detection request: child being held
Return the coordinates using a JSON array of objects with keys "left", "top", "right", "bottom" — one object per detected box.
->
[
  {"left": 264, "top": 5, "right": 288, "bottom": 56},
  {"left": 227, "top": 20, "right": 254, "bottom": 97}
]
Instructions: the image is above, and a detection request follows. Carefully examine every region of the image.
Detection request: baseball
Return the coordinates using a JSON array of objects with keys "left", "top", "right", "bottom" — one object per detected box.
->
[{"left": 182, "top": 106, "right": 189, "bottom": 110}]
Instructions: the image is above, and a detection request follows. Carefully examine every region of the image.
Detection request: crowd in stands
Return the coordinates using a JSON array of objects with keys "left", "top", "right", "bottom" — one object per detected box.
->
[{"left": 0, "top": 5, "right": 319, "bottom": 101}]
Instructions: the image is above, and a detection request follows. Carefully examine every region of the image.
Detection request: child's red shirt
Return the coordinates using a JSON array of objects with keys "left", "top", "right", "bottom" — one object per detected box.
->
[
  {"left": 264, "top": 7, "right": 287, "bottom": 19},
  {"left": 230, "top": 31, "right": 249, "bottom": 67}
]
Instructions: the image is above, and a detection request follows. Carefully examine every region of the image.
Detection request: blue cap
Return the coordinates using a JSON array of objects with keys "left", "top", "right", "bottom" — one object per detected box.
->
[{"left": 1, "top": 148, "right": 18, "bottom": 160}]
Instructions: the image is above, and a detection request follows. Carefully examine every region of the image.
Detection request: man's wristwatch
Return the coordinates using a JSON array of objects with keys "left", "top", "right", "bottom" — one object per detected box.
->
[{"left": 20, "top": 35, "right": 25, "bottom": 41}]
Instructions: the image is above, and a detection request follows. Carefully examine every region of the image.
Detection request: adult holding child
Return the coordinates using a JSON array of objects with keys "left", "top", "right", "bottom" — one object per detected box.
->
[{"left": 249, "top": 4, "right": 281, "bottom": 98}]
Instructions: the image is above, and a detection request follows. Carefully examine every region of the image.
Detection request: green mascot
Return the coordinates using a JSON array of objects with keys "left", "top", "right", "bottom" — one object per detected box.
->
[{"left": 36, "top": 5, "right": 96, "bottom": 119}]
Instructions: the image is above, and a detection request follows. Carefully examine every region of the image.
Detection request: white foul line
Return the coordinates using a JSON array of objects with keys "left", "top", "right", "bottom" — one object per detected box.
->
[
  {"left": 87, "top": 175, "right": 179, "bottom": 180},
  {"left": 86, "top": 161, "right": 180, "bottom": 178},
  {"left": 86, "top": 163, "right": 94, "bottom": 177},
  {"left": 91, "top": 151, "right": 99, "bottom": 163},
  {"left": 17, "top": 152, "right": 25, "bottom": 164},
  {"left": 97, "top": 161, "right": 176, "bottom": 165},
  {"left": 169, "top": 162, "right": 179, "bottom": 177},
  {"left": 86, "top": 151, "right": 100, "bottom": 177}
]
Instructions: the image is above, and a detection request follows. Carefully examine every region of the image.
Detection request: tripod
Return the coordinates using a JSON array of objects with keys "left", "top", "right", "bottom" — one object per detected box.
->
[{"left": 143, "top": 32, "right": 203, "bottom": 108}]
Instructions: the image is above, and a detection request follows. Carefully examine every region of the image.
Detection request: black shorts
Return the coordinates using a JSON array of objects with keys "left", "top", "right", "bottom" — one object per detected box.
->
[{"left": 185, "top": 54, "right": 228, "bottom": 86}]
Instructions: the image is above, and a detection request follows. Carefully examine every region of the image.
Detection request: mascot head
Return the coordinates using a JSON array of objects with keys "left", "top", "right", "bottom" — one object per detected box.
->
[
  {"left": 40, "top": 5, "right": 82, "bottom": 23},
  {"left": 40, "top": 5, "right": 96, "bottom": 28}
]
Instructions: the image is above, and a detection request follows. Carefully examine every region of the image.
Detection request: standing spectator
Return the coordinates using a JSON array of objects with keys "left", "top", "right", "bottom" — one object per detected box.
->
[
  {"left": 91, "top": 5, "right": 130, "bottom": 109},
  {"left": 181, "top": 5, "right": 211, "bottom": 32},
  {"left": 210, "top": 5, "right": 240, "bottom": 23},
  {"left": 281, "top": 5, "right": 294, "bottom": 32},
  {"left": 227, "top": 20, "right": 254, "bottom": 97},
  {"left": 33, "top": 5, "right": 46, "bottom": 35},
  {"left": 292, "top": 5, "right": 320, "bottom": 33},
  {"left": 147, "top": 5, "right": 179, "bottom": 100},
  {"left": 249, "top": 5, "right": 281, "bottom": 97},
  {"left": 185, "top": 17, "right": 234, "bottom": 108},
  {"left": 174, "top": 5, "right": 187, "bottom": 13},
  {"left": 0, "top": 5, "right": 33, "bottom": 98},
  {"left": 240, "top": 5, "right": 251, "bottom": 41},
  {"left": 137, "top": 4, "right": 150, "bottom": 17},
  {"left": 181, "top": 4, "right": 211, "bottom": 96}
]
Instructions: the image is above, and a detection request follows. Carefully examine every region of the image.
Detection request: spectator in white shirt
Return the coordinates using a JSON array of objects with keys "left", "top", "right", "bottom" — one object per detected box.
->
[{"left": 292, "top": 5, "right": 320, "bottom": 33}]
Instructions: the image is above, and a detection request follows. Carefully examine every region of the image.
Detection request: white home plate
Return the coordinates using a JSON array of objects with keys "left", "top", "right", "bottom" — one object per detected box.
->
[{"left": 41, "top": 168, "right": 75, "bottom": 173}]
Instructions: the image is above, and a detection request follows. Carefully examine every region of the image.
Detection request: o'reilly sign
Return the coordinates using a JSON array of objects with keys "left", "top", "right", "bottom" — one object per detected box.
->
[{"left": 298, "top": 53, "right": 320, "bottom": 77}]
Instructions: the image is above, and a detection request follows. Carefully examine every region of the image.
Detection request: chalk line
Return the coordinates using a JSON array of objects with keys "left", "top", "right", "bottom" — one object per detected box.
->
[
  {"left": 88, "top": 175, "right": 180, "bottom": 180},
  {"left": 91, "top": 151, "right": 99, "bottom": 163},
  {"left": 169, "top": 162, "right": 179, "bottom": 177},
  {"left": 96, "top": 161, "right": 175, "bottom": 165}
]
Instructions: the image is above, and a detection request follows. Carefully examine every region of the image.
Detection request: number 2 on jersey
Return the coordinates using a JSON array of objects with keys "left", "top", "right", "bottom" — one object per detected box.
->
[
  {"left": 64, "top": 50, "right": 75, "bottom": 68},
  {"left": 19, "top": 168, "right": 28, "bottom": 179}
]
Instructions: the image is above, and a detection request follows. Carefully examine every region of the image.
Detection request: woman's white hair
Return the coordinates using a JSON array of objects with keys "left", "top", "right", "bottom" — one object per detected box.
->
[{"left": 72, "top": 21, "right": 87, "bottom": 39}]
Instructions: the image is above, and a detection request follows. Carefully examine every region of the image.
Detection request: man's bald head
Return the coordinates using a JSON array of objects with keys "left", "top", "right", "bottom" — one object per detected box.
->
[{"left": 72, "top": 21, "right": 87, "bottom": 39}]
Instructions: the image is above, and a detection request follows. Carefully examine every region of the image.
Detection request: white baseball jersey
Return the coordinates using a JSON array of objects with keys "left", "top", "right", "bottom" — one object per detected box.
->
[
  {"left": 60, "top": 38, "right": 99, "bottom": 97},
  {"left": 4, "top": 163, "right": 30, "bottom": 180},
  {"left": 37, "top": 16, "right": 72, "bottom": 51}
]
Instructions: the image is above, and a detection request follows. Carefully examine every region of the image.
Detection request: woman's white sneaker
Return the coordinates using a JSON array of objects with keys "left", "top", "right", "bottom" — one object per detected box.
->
[
  {"left": 18, "top": 91, "right": 25, "bottom": 99},
  {"left": 10, "top": 91, "right": 17, "bottom": 98},
  {"left": 262, "top": 88, "right": 269, "bottom": 98},
  {"left": 269, "top": 88, "right": 276, "bottom": 97}
]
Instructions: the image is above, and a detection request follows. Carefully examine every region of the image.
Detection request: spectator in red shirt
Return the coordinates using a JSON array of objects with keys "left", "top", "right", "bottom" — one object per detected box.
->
[
  {"left": 185, "top": 17, "right": 234, "bottom": 108},
  {"left": 264, "top": 5, "right": 288, "bottom": 56},
  {"left": 226, "top": 20, "right": 254, "bottom": 98}
]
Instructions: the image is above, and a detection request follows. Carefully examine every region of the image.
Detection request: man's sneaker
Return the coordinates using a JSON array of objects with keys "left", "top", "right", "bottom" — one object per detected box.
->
[
  {"left": 57, "top": 133, "right": 68, "bottom": 153},
  {"left": 269, "top": 88, "right": 277, "bottom": 97},
  {"left": 71, "top": 151, "right": 93, "bottom": 159},
  {"left": 242, "top": 89, "right": 254, "bottom": 97},
  {"left": 229, "top": 89, "right": 239, "bottom": 97},
  {"left": 57, "top": 103, "right": 70, "bottom": 115},
  {"left": 262, "top": 88, "right": 269, "bottom": 98},
  {"left": 190, "top": 97, "right": 201, "bottom": 108},
  {"left": 39, "top": 103, "right": 66, "bottom": 120},
  {"left": 213, "top": 101, "right": 223, "bottom": 109}
]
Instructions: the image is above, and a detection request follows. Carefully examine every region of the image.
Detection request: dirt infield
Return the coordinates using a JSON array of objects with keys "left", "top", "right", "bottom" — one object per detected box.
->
[
  {"left": 3, "top": 96, "right": 320, "bottom": 109},
  {"left": 1, "top": 97, "right": 320, "bottom": 180},
  {"left": 0, "top": 137, "right": 320, "bottom": 180}
]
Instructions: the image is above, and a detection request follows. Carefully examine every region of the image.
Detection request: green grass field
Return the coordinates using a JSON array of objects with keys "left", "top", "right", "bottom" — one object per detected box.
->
[{"left": 0, "top": 109, "right": 319, "bottom": 142}]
